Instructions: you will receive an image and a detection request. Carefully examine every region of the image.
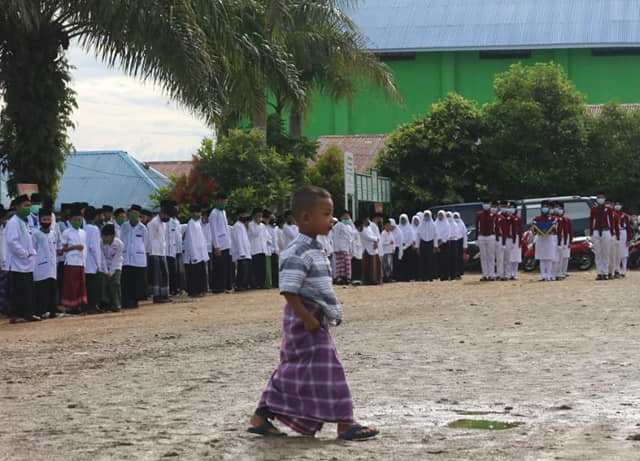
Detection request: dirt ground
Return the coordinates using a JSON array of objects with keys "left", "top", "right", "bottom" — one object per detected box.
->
[{"left": 1, "top": 271, "right": 640, "bottom": 460}]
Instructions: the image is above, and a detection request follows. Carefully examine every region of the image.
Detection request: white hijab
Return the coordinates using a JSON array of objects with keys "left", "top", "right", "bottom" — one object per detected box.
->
[
  {"left": 453, "top": 212, "right": 467, "bottom": 239},
  {"left": 418, "top": 210, "right": 436, "bottom": 241},
  {"left": 399, "top": 213, "right": 416, "bottom": 247},
  {"left": 389, "top": 218, "right": 404, "bottom": 259},
  {"left": 434, "top": 210, "right": 450, "bottom": 244}
]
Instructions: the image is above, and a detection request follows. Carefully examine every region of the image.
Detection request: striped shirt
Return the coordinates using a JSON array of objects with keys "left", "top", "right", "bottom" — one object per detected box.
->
[{"left": 279, "top": 233, "right": 342, "bottom": 325}]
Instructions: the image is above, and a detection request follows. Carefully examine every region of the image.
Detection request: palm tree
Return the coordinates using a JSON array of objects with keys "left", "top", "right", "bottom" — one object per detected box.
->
[{"left": 0, "top": 0, "right": 302, "bottom": 197}]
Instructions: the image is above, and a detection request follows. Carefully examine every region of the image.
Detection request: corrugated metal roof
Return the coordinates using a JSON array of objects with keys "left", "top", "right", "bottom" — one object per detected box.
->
[
  {"left": 55, "top": 151, "right": 169, "bottom": 210},
  {"left": 348, "top": 0, "right": 640, "bottom": 52}
]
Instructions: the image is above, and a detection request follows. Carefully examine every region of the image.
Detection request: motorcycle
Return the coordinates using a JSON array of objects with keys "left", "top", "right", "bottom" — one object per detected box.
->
[
  {"left": 628, "top": 237, "right": 640, "bottom": 269},
  {"left": 522, "top": 232, "right": 595, "bottom": 272}
]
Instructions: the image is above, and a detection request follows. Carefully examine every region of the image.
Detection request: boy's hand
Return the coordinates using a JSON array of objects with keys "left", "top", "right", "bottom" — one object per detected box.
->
[
  {"left": 75, "top": 244, "right": 84, "bottom": 251},
  {"left": 304, "top": 317, "right": 320, "bottom": 332}
]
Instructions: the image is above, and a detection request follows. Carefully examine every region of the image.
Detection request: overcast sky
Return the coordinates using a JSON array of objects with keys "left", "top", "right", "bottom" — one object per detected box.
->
[{"left": 68, "top": 46, "right": 212, "bottom": 162}]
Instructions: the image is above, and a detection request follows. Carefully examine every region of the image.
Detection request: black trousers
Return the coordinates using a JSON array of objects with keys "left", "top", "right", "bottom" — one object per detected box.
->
[
  {"left": 456, "top": 239, "right": 465, "bottom": 277},
  {"left": 235, "top": 259, "right": 251, "bottom": 291},
  {"left": 35, "top": 278, "right": 59, "bottom": 316},
  {"left": 420, "top": 240, "right": 435, "bottom": 281},
  {"left": 57, "top": 261, "right": 65, "bottom": 303},
  {"left": 167, "top": 256, "right": 178, "bottom": 295},
  {"left": 207, "top": 253, "right": 214, "bottom": 291},
  {"left": 448, "top": 241, "right": 458, "bottom": 280},
  {"left": 185, "top": 261, "right": 208, "bottom": 297},
  {"left": 9, "top": 271, "right": 35, "bottom": 319},
  {"left": 271, "top": 254, "right": 279, "bottom": 289},
  {"left": 351, "top": 257, "right": 362, "bottom": 283},
  {"left": 402, "top": 246, "right": 418, "bottom": 281},
  {"left": 122, "top": 266, "right": 147, "bottom": 308},
  {"left": 251, "top": 253, "right": 266, "bottom": 289},
  {"left": 213, "top": 249, "right": 233, "bottom": 292},
  {"left": 392, "top": 248, "right": 401, "bottom": 281},
  {"left": 437, "top": 243, "right": 450, "bottom": 281},
  {"left": 86, "top": 273, "right": 103, "bottom": 309}
]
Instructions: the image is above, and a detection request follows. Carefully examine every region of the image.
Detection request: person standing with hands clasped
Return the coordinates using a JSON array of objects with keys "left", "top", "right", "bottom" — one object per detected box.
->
[{"left": 248, "top": 186, "right": 378, "bottom": 441}]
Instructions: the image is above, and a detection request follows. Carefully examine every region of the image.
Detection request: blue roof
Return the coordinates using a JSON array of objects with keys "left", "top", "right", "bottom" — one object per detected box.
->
[
  {"left": 55, "top": 151, "right": 169, "bottom": 210},
  {"left": 348, "top": 0, "right": 640, "bottom": 52}
]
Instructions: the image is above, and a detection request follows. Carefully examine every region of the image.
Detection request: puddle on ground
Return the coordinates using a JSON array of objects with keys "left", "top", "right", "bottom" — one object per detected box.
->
[{"left": 447, "top": 419, "right": 524, "bottom": 430}]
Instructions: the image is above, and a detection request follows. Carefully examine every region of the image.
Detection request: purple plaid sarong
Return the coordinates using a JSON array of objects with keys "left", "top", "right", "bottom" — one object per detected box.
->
[{"left": 258, "top": 302, "right": 354, "bottom": 435}]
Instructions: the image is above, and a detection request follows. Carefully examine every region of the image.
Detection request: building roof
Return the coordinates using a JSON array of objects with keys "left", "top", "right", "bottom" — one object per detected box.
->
[
  {"left": 348, "top": 0, "right": 640, "bottom": 52},
  {"left": 56, "top": 151, "right": 169, "bottom": 210},
  {"left": 145, "top": 160, "right": 194, "bottom": 178},
  {"left": 316, "top": 135, "right": 388, "bottom": 173},
  {"left": 586, "top": 103, "right": 640, "bottom": 116}
]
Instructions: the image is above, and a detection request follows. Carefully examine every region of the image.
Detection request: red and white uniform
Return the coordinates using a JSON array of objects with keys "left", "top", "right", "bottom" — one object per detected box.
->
[
  {"left": 495, "top": 213, "right": 509, "bottom": 279},
  {"left": 556, "top": 215, "right": 572, "bottom": 278},
  {"left": 619, "top": 212, "right": 632, "bottom": 274},
  {"left": 476, "top": 209, "right": 496, "bottom": 279},
  {"left": 507, "top": 212, "right": 523, "bottom": 278},
  {"left": 533, "top": 214, "right": 557, "bottom": 281},
  {"left": 589, "top": 205, "right": 613, "bottom": 276}
]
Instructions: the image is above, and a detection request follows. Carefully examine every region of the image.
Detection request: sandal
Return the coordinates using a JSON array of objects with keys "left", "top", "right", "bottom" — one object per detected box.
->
[
  {"left": 338, "top": 424, "right": 379, "bottom": 441},
  {"left": 247, "top": 420, "right": 287, "bottom": 437}
]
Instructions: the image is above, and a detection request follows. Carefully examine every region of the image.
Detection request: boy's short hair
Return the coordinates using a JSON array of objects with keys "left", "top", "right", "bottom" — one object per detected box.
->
[
  {"left": 38, "top": 208, "right": 52, "bottom": 218},
  {"left": 291, "top": 186, "right": 331, "bottom": 218},
  {"left": 101, "top": 224, "right": 116, "bottom": 236},
  {"left": 114, "top": 208, "right": 126, "bottom": 216},
  {"left": 84, "top": 206, "right": 97, "bottom": 221}
]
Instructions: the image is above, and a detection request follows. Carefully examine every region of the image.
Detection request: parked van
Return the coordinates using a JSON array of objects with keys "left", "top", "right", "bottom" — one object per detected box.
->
[{"left": 515, "top": 196, "right": 595, "bottom": 236}]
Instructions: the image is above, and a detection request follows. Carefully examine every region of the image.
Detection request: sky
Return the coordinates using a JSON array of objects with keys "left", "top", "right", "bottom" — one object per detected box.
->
[{"left": 67, "top": 46, "right": 213, "bottom": 162}]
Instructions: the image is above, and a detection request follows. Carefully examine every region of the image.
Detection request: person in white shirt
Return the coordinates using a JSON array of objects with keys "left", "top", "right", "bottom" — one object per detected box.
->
[
  {"left": 61, "top": 207, "right": 88, "bottom": 314},
  {"left": 230, "top": 210, "right": 252, "bottom": 291},
  {"left": 0, "top": 206, "right": 8, "bottom": 317},
  {"left": 83, "top": 206, "right": 104, "bottom": 313},
  {"left": 360, "top": 217, "right": 381, "bottom": 285},
  {"left": 452, "top": 212, "right": 468, "bottom": 279},
  {"left": 147, "top": 204, "right": 171, "bottom": 303},
  {"left": 201, "top": 206, "right": 213, "bottom": 291},
  {"left": 282, "top": 210, "right": 300, "bottom": 250},
  {"left": 120, "top": 204, "right": 149, "bottom": 308},
  {"left": 418, "top": 210, "right": 436, "bottom": 282},
  {"left": 380, "top": 220, "right": 396, "bottom": 282},
  {"left": 389, "top": 218, "right": 404, "bottom": 281},
  {"left": 5, "top": 195, "right": 39, "bottom": 322},
  {"left": 33, "top": 208, "right": 60, "bottom": 319},
  {"left": 101, "top": 205, "right": 115, "bottom": 227},
  {"left": 248, "top": 209, "right": 269, "bottom": 289},
  {"left": 209, "top": 193, "right": 233, "bottom": 293},
  {"left": 165, "top": 204, "right": 180, "bottom": 295},
  {"left": 263, "top": 210, "right": 280, "bottom": 289},
  {"left": 113, "top": 208, "right": 127, "bottom": 239},
  {"left": 183, "top": 204, "right": 209, "bottom": 297},
  {"left": 350, "top": 220, "right": 364, "bottom": 284},
  {"left": 27, "top": 192, "right": 42, "bottom": 232},
  {"left": 101, "top": 224, "right": 124, "bottom": 311},
  {"left": 55, "top": 204, "right": 71, "bottom": 301},
  {"left": 332, "top": 211, "right": 354, "bottom": 285},
  {"left": 398, "top": 214, "right": 417, "bottom": 282}
]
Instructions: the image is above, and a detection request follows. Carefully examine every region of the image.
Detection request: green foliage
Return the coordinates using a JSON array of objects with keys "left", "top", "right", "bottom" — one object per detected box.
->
[
  {"left": 197, "top": 130, "right": 293, "bottom": 215},
  {"left": 376, "top": 93, "right": 485, "bottom": 212},
  {"left": 482, "top": 62, "right": 588, "bottom": 198},
  {"left": 308, "top": 145, "right": 345, "bottom": 211}
]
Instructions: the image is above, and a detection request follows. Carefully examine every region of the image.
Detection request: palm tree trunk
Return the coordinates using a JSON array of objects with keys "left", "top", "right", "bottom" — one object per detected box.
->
[
  {"left": 251, "top": 94, "right": 267, "bottom": 142},
  {"left": 289, "top": 107, "right": 303, "bottom": 139}
]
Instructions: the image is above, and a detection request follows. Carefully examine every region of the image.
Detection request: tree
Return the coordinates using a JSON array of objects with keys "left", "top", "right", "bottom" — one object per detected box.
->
[
  {"left": 0, "top": 1, "right": 302, "bottom": 198},
  {"left": 482, "top": 62, "right": 589, "bottom": 199},
  {"left": 376, "top": 93, "right": 485, "bottom": 213},
  {"left": 308, "top": 145, "right": 345, "bottom": 210},
  {"left": 197, "top": 130, "right": 293, "bottom": 214}
]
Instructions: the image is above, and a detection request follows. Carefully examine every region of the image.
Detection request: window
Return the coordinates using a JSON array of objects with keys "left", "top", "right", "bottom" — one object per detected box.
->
[
  {"left": 479, "top": 50, "right": 531, "bottom": 60},
  {"left": 564, "top": 201, "right": 591, "bottom": 221},
  {"left": 592, "top": 47, "right": 640, "bottom": 57},
  {"left": 525, "top": 205, "right": 541, "bottom": 225}
]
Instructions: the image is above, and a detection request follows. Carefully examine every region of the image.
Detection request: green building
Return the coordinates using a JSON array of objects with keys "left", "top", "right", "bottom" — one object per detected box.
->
[{"left": 304, "top": 0, "right": 640, "bottom": 138}]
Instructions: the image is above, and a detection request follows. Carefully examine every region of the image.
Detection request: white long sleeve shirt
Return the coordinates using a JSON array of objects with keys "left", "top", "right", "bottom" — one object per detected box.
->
[
  {"left": 332, "top": 222, "right": 354, "bottom": 253},
  {"left": 381, "top": 230, "right": 395, "bottom": 255},
  {"left": 5, "top": 215, "right": 36, "bottom": 273},
  {"left": 183, "top": 218, "right": 209, "bottom": 264},
  {"left": 33, "top": 229, "right": 58, "bottom": 281},
  {"left": 351, "top": 230, "right": 364, "bottom": 259},
  {"left": 248, "top": 221, "right": 269, "bottom": 255},
  {"left": 369, "top": 222, "right": 383, "bottom": 255},
  {"left": 102, "top": 238, "right": 124, "bottom": 275},
  {"left": 56, "top": 220, "right": 69, "bottom": 263},
  {"left": 209, "top": 208, "right": 231, "bottom": 251},
  {"left": 121, "top": 222, "right": 148, "bottom": 268},
  {"left": 147, "top": 215, "right": 167, "bottom": 257},
  {"left": 166, "top": 218, "right": 178, "bottom": 258},
  {"left": 418, "top": 217, "right": 436, "bottom": 242},
  {"left": 201, "top": 220, "right": 213, "bottom": 253},
  {"left": 230, "top": 221, "right": 251, "bottom": 262},
  {"left": 360, "top": 224, "right": 379, "bottom": 256},
  {"left": 61, "top": 227, "right": 86, "bottom": 267},
  {"left": 265, "top": 225, "right": 281, "bottom": 256},
  {"left": 84, "top": 223, "right": 103, "bottom": 274}
]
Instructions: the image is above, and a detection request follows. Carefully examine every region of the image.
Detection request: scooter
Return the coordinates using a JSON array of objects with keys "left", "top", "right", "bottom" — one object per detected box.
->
[{"left": 522, "top": 232, "right": 595, "bottom": 272}]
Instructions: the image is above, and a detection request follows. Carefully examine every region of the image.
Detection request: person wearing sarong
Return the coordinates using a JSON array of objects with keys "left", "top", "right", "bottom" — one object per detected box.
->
[
  {"left": 147, "top": 204, "right": 171, "bottom": 303},
  {"left": 331, "top": 211, "right": 354, "bottom": 285},
  {"left": 83, "top": 207, "right": 104, "bottom": 314},
  {"left": 61, "top": 207, "right": 88, "bottom": 314},
  {"left": 120, "top": 205, "right": 149, "bottom": 308},
  {"left": 101, "top": 224, "right": 123, "bottom": 311},
  {"left": 183, "top": 204, "right": 209, "bottom": 297},
  {"left": 249, "top": 185, "right": 378, "bottom": 441},
  {"left": 359, "top": 217, "right": 381, "bottom": 285},
  {"left": 381, "top": 220, "right": 395, "bottom": 282},
  {"left": 33, "top": 209, "right": 60, "bottom": 318},
  {"left": 5, "top": 195, "right": 39, "bottom": 323}
]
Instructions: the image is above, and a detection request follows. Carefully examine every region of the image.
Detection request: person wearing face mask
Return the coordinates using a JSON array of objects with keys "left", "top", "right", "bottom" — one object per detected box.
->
[
  {"left": 389, "top": 218, "right": 404, "bottom": 282},
  {"left": 33, "top": 208, "right": 60, "bottom": 319},
  {"left": 146, "top": 202, "right": 171, "bottom": 304},
  {"left": 494, "top": 203, "right": 509, "bottom": 281},
  {"left": 605, "top": 200, "right": 621, "bottom": 280},
  {"left": 83, "top": 206, "right": 105, "bottom": 314},
  {"left": 113, "top": 208, "right": 127, "bottom": 239},
  {"left": 553, "top": 203, "right": 570, "bottom": 280},
  {"left": 209, "top": 193, "right": 233, "bottom": 294},
  {"left": 183, "top": 203, "right": 209, "bottom": 297},
  {"left": 532, "top": 201, "right": 558, "bottom": 281},
  {"left": 61, "top": 206, "right": 88, "bottom": 314},
  {"left": 27, "top": 193, "right": 42, "bottom": 232},
  {"left": 476, "top": 201, "right": 497, "bottom": 281},
  {"left": 120, "top": 204, "right": 150, "bottom": 307},
  {"left": 616, "top": 203, "right": 632, "bottom": 277},
  {"left": 331, "top": 211, "right": 355, "bottom": 285},
  {"left": 55, "top": 204, "right": 71, "bottom": 303},
  {"left": 507, "top": 204, "right": 523, "bottom": 280},
  {"left": 589, "top": 194, "right": 613, "bottom": 280}
]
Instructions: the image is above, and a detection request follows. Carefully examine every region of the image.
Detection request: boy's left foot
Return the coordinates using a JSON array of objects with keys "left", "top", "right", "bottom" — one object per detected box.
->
[
  {"left": 247, "top": 414, "right": 286, "bottom": 437},
  {"left": 338, "top": 423, "right": 379, "bottom": 441}
]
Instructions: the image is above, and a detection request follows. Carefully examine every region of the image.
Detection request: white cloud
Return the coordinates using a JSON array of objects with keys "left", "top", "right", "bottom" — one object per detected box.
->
[{"left": 67, "top": 46, "right": 212, "bottom": 162}]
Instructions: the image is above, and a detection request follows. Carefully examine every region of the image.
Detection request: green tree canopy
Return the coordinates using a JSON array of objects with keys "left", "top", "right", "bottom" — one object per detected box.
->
[{"left": 308, "top": 145, "right": 345, "bottom": 211}]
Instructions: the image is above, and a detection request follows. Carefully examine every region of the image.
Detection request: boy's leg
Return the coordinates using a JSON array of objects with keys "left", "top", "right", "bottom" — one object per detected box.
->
[
  {"left": 265, "top": 255, "right": 273, "bottom": 289},
  {"left": 111, "top": 270, "right": 122, "bottom": 310}
]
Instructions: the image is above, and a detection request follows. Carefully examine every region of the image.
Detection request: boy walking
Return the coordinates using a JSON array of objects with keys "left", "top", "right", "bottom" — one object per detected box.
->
[{"left": 248, "top": 186, "right": 378, "bottom": 441}]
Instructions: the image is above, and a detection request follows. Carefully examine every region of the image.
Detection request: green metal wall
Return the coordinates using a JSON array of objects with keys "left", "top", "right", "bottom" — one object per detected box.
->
[{"left": 303, "top": 48, "right": 640, "bottom": 137}]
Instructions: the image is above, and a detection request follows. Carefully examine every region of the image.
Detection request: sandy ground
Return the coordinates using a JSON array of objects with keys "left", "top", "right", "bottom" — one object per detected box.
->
[{"left": 1, "top": 271, "right": 640, "bottom": 460}]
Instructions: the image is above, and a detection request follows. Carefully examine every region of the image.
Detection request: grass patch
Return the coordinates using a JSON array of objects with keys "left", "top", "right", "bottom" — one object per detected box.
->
[{"left": 447, "top": 419, "right": 524, "bottom": 430}]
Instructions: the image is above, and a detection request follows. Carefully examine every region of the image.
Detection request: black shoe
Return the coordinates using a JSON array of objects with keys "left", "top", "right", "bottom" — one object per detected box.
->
[{"left": 24, "top": 315, "right": 41, "bottom": 322}]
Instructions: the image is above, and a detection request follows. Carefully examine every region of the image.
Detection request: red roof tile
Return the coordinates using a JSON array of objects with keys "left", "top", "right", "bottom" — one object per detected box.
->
[
  {"left": 316, "top": 135, "right": 388, "bottom": 174},
  {"left": 145, "top": 161, "right": 193, "bottom": 178}
]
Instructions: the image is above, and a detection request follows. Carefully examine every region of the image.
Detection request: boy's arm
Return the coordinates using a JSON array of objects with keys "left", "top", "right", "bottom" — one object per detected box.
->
[{"left": 283, "top": 293, "right": 320, "bottom": 332}]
